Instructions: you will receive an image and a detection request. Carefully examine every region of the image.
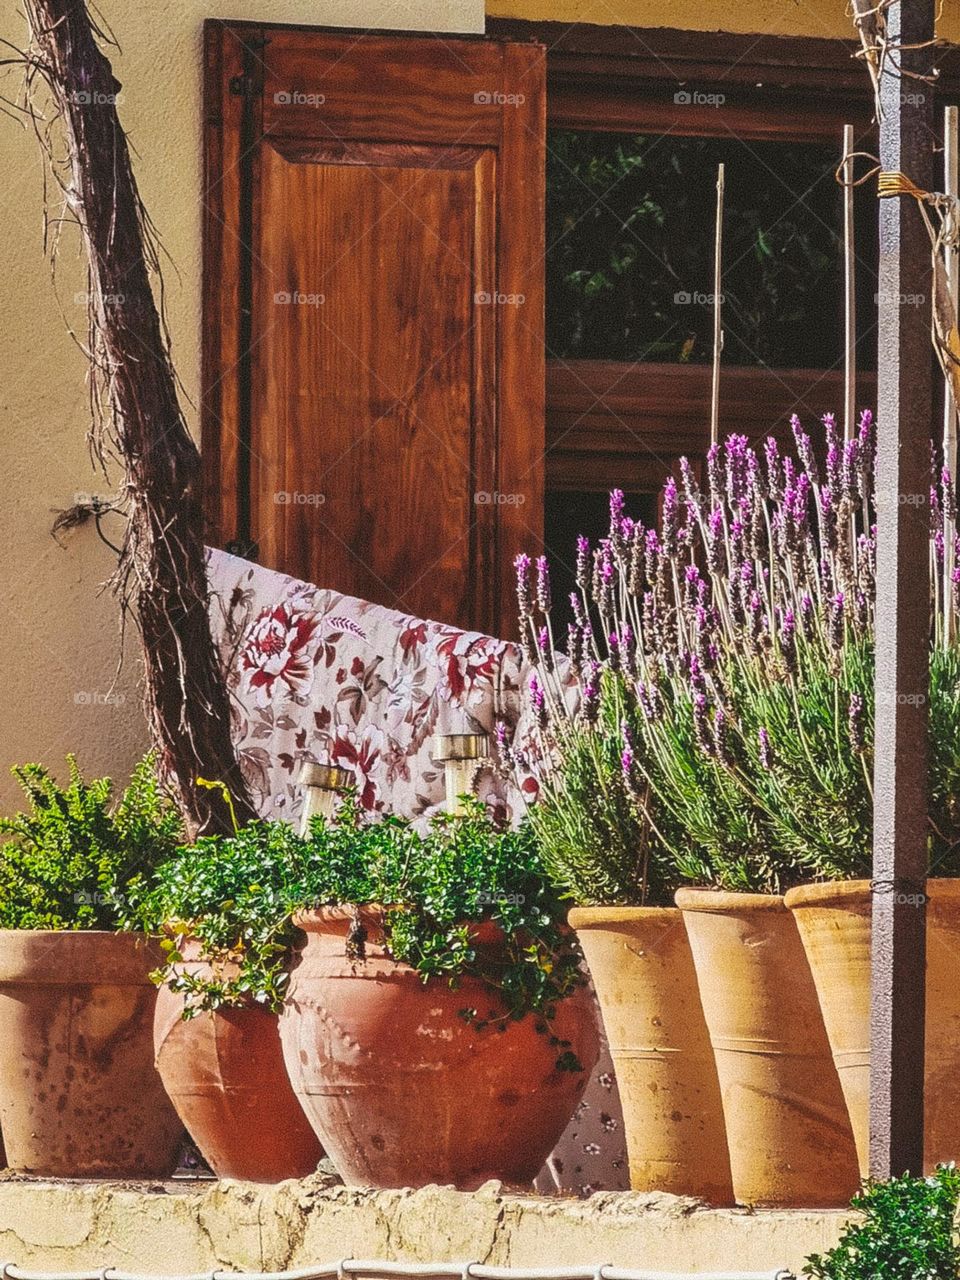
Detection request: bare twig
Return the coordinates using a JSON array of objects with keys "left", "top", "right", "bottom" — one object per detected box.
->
[{"left": 21, "top": 0, "right": 256, "bottom": 835}]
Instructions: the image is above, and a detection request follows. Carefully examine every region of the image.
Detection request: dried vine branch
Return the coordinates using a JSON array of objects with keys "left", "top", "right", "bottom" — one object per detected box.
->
[{"left": 21, "top": 0, "right": 256, "bottom": 835}]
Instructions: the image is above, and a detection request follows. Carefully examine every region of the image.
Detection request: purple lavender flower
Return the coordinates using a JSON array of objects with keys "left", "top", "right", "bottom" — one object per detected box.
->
[
  {"left": 535, "top": 555, "right": 552, "bottom": 614},
  {"left": 791, "top": 415, "right": 820, "bottom": 487},
  {"left": 763, "top": 437, "right": 782, "bottom": 501},
  {"left": 529, "top": 673, "right": 548, "bottom": 729},
  {"left": 847, "top": 692, "right": 866, "bottom": 752},
  {"left": 621, "top": 744, "right": 634, "bottom": 778},
  {"left": 706, "top": 506, "right": 725, "bottom": 575},
  {"left": 706, "top": 443, "right": 721, "bottom": 501},
  {"left": 608, "top": 631, "right": 622, "bottom": 672},
  {"left": 662, "top": 475, "right": 680, "bottom": 557},
  {"left": 567, "top": 622, "right": 582, "bottom": 671},
  {"left": 829, "top": 592, "right": 846, "bottom": 652},
  {"left": 644, "top": 527, "right": 661, "bottom": 587},
  {"left": 680, "top": 455, "right": 701, "bottom": 506},
  {"left": 693, "top": 692, "right": 713, "bottom": 758},
  {"left": 581, "top": 662, "right": 600, "bottom": 726},
  {"left": 514, "top": 553, "right": 532, "bottom": 618},
  {"left": 841, "top": 437, "right": 860, "bottom": 503},
  {"left": 609, "top": 487, "right": 625, "bottom": 521},
  {"left": 637, "top": 682, "right": 658, "bottom": 722},
  {"left": 609, "top": 490, "right": 627, "bottom": 562},
  {"left": 724, "top": 434, "right": 750, "bottom": 507},
  {"left": 823, "top": 414, "right": 840, "bottom": 492},
  {"left": 800, "top": 592, "right": 815, "bottom": 639},
  {"left": 575, "top": 535, "right": 591, "bottom": 592},
  {"left": 758, "top": 726, "right": 772, "bottom": 769},
  {"left": 569, "top": 591, "right": 585, "bottom": 627}
]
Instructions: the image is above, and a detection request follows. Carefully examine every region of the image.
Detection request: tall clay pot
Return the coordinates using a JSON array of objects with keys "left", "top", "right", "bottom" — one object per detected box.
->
[
  {"left": 785, "top": 878, "right": 960, "bottom": 1176},
  {"left": 154, "top": 944, "right": 324, "bottom": 1182},
  {"left": 0, "top": 930, "right": 182, "bottom": 1177},
  {"left": 279, "top": 907, "right": 600, "bottom": 1189},
  {"left": 569, "top": 906, "right": 733, "bottom": 1203},
  {"left": 675, "top": 889, "right": 859, "bottom": 1207}
]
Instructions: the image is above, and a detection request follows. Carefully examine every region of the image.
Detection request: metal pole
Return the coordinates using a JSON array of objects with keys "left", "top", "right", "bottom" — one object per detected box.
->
[
  {"left": 943, "top": 105, "right": 958, "bottom": 646},
  {"left": 710, "top": 163, "right": 724, "bottom": 448},
  {"left": 870, "top": 0, "right": 934, "bottom": 1180},
  {"left": 843, "top": 124, "right": 857, "bottom": 443}
]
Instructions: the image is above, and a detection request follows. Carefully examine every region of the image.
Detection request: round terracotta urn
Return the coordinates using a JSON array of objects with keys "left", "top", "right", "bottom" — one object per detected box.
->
[
  {"left": 675, "top": 889, "right": 859, "bottom": 1208},
  {"left": 279, "top": 907, "right": 601, "bottom": 1189},
  {"left": 0, "top": 930, "right": 182, "bottom": 1177},
  {"left": 154, "top": 945, "right": 324, "bottom": 1182},
  {"left": 785, "top": 878, "right": 960, "bottom": 1176},
  {"left": 569, "top": 906, "right": 733, "bottom": 1202}
]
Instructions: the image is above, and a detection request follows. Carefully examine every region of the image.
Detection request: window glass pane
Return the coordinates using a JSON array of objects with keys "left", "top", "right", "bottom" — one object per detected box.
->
[{"left": 546, "top": 129, "right": 877, "bottom": 370}]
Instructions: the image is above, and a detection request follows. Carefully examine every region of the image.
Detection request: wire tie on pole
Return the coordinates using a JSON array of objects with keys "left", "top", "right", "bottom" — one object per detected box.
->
[
  {"left": 337, "top": 1259, "right": 352, "bottom": 1280},
  {"left": 1, "top": 1261, "right": 13, "bottom": 1280},
  {"left": 462, "top": 1261, "right": 478, "bottom": 1280}
]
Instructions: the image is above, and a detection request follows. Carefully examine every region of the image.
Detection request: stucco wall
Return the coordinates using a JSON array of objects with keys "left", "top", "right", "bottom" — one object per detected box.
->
[
  {"left": 485, "top": 0, "right": 960, "bottom": 41},
  {"left": 0, "top": 0, "right": 482, "bottom": 809}
]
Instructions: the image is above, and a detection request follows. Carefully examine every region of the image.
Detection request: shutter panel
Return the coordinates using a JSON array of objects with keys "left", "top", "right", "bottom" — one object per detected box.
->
[{"left": 203, "top": 23, "right": 545, "bottom": 637}]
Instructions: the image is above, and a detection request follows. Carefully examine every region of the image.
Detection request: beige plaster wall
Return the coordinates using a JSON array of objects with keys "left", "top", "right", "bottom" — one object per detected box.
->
[
  {"left": 0, "top": 0, "right": 482, "bottom": 809},
  {"left": 486, "top": 0, "right": 960, "bottom": 42}
]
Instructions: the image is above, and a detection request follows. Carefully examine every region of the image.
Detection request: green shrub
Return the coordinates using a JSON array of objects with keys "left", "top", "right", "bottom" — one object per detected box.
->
[
  {"left": 139, "top": 794, "right": 585, "bottom": 1059},
  {"left": 125, "top": 817, "right": 304, "bottom": 1014},
  {"left": 0, "top": 754, "right": 182, "bottom": 930},
  {"left": 804, "top": 1166, "right": 960, "bottom": 1280}
]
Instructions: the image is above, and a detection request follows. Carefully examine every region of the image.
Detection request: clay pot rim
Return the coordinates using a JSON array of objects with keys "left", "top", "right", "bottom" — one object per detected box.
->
[
  {"left": 674, "top": 887, "right": 785, "bottom": 913},
  {"left": 0, "top": 928, "right": 160, "bottom": 985},
  {"left": 785, "top": 877, "right": 960, "bottom": 910},
  {"left": 294, "top": 905, "right": 506, "bottom": 944},
  {"left": 568, "top": 904, "right": 679, "bottom": 928}
]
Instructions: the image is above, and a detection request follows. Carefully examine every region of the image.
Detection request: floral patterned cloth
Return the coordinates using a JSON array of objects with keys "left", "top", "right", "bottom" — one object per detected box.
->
[{"left": 206, "top": 548, "right": 628, "bottom": 1196}]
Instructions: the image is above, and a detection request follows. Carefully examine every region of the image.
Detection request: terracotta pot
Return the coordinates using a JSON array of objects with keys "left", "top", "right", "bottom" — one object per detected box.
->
[
  {"left": 569, "top": 906, "right": 733, "bottom": 1202},
  {"left": 0, "top": 930, "right": 182, "bottom": 1177},
  {"left": 675, "top": 889, "right": 859, "bottom": 1207},
  {"left": 154, "top": 944, "right": 324, "bottom": 1182},
  {"left": 785, "top": 878, "right": 960, "bottom": 1176},
  {"left": 279, "top": 907, "right": 600, "bottom": 1189}
]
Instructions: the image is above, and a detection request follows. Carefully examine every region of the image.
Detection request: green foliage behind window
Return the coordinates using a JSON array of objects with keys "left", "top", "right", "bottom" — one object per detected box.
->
[{"left": 546, "top": 129, "right": 872, "bottom": 369}]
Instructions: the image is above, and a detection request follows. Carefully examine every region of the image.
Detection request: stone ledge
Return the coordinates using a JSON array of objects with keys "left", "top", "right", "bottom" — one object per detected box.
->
[{"left": 0, "top": 1177, "right": 852, "bottom": 1277}]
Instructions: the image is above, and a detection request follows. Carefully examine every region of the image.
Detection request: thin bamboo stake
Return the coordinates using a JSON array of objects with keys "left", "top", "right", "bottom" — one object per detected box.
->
[
  {"left": 943, "top": 105, "right": 958, "bottom": 644},
  {"left": 843, "top": 124, "right": 857, "bottom": 443},
  {"left": 710, "top": 163, "right": 725, "bottom": 448}
]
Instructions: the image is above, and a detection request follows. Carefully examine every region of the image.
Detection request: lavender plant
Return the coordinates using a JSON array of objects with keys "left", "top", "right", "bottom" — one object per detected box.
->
[{"left": 510, "top": 413, "right": 960, "bottom": 901}]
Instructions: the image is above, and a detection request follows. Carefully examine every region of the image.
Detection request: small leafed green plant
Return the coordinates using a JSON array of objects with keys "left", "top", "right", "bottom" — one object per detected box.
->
[
  {"left": 804, "top": 1165, "right": 960, "bottom": 1280},
  {"left": 125, "top": 817, "right": 304, "bottom": 1015},
  {"left": 295, "top": 793, "right": 585, "bottom": 1044},
  {"left": 138, "top": 793, "right": 586, "bottom": 1063},
  {"left": 0, "top": 754, "right": 182, "bottom": 930}
]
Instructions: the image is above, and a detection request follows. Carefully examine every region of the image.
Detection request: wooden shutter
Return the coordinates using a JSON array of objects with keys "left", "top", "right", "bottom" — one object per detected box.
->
[{"left": 203, "top": 22, "right": 545, "bottom": 637}]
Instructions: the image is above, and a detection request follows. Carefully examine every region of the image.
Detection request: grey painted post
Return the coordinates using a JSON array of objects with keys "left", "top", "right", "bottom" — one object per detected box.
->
[{"left": 870, "top": 0, "right": 935, "bottom": 1178}]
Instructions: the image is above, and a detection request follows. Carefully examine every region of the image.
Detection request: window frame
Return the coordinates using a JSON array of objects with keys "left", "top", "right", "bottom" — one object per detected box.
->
[{"left": 485, "top": 21, "right": 960, "bottom": 494}]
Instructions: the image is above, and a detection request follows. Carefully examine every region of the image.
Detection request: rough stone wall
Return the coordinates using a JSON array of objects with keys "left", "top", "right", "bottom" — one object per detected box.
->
[{"left": 0, "top": 1177, "right": 851, "bottom": 1277}]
